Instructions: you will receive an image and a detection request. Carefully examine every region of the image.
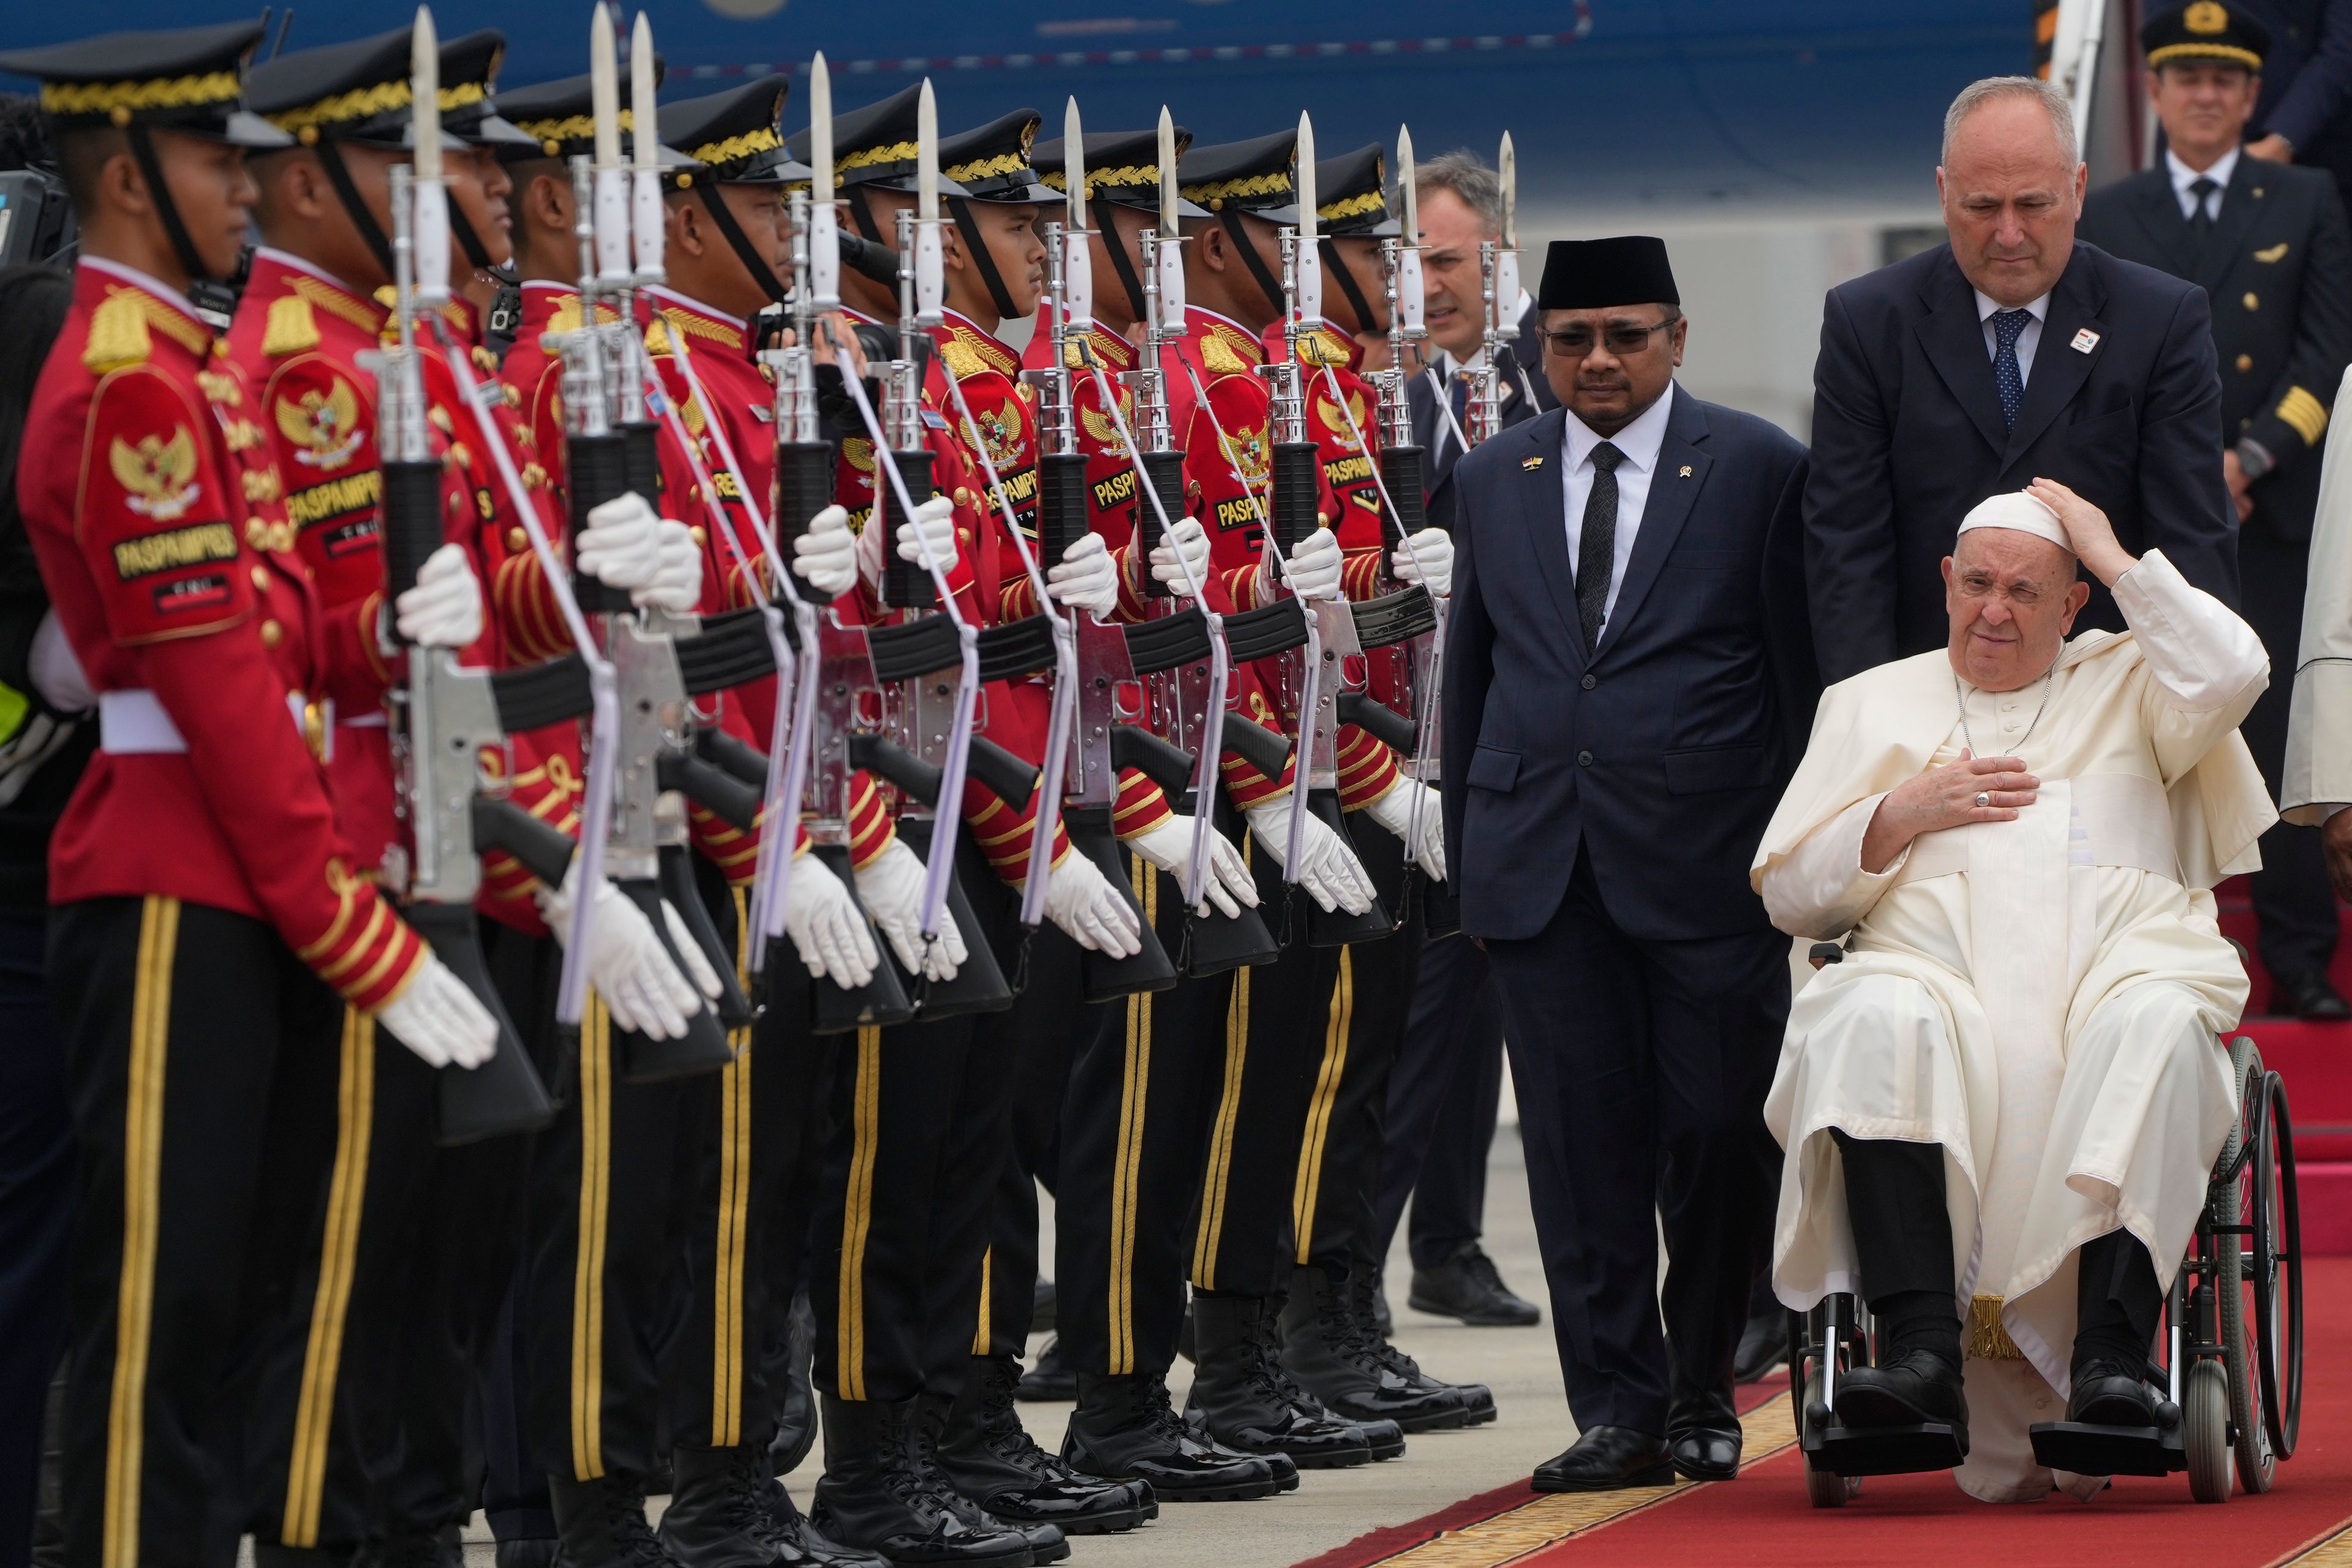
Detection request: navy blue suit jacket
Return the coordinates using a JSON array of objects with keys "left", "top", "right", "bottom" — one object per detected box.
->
[
  {"left": 1804, "top": 240, "right": 2239, "bottom": 685},
  {"left": 1441, "top": 386, "right": 1814, "bottom": 943}
]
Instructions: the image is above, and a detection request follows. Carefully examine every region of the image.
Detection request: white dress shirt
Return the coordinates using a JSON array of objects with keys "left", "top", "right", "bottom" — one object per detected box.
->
[
  {"left": 1558, "top": 382, "right": 1676, "bottom": 629},
  {"left": 1973, "top": 287, "right": 2051, "bottom": 386},
  {"left": 2166, "top": 144, "right": 2240, "bottom": 222}
]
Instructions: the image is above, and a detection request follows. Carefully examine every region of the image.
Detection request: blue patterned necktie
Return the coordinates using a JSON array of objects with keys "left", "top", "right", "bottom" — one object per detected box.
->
[{"left": 1991, "top": 308, "right": 2032, "bottom": 431}]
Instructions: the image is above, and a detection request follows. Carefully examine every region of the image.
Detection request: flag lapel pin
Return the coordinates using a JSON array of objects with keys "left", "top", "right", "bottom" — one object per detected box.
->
[
  {"left": 1521, "top": 456, "right": 1545, "bottom": 470},
  {"left": 2070, "top": 328, "right": 2100, "bottom": 354}
]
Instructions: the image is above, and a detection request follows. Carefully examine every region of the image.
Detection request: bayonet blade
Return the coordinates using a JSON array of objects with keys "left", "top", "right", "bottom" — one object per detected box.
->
[
  {"left": 1499, "top": 130, "right": 1516, "bottom": 248},
  {"left": 811, "top": 52, "right": 834, "bottom": 205},
  {"left": 1295, "top": 111, "right": 1315, "bottom": 247},
  {"left": 630, "top": 11, "right": 657, "bottom": 173},
  {"left": 1399, "top": 124, "right": 1417, "bottom": 242},
  {"left": 1064, "top": 97, "right": 1085, "bottom": 232},
  {"left": 916, "top": 78, "right": 938, "bottom": 222},
  {"left": 590, "top": 2, "right": 620, "bottom": 170},
  {"left": 1157, "top": 105, "right": 1177, "bottom": 235},
  {"left": 412, "top": 6, "right": 439, "bottom": 183}
]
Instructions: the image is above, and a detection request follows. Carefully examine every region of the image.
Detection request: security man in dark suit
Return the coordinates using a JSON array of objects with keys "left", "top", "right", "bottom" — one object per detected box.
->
[
  {"left": 1806, "top": 74, "right": 2242, "bottom": 685},
  {"left": 2081, "top": 2, "right": 2352, "bottom": 1017},
  {"left": 1442, "top": 236, "right": 1814, "bottom": 1491}
]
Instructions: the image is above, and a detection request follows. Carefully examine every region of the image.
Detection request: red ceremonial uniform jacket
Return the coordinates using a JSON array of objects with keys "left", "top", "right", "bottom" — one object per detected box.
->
[{"left": 21, "top": 260, "right": 424, "bottom": 1009}]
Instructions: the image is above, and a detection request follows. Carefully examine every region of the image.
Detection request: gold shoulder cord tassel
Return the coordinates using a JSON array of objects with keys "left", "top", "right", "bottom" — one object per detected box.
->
[{"left": 1966, "top": 1293, "right": 2027, "bottom": 1360}]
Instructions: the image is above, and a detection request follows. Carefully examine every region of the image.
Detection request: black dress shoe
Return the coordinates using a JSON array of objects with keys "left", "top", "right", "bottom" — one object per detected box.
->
[
  {"left": 1014, "top": 1338, "right": 1075, "bottom": 1403},
  {"left": 1666, "top": 1382, "right": 1742, "bottom": 1482},
  {"left": 1531, "top": 1427, "right": 1675, "bottom": 1492},
  {"left": 1833, "top": 1348, "right": 1968, "bottom": 1431},
  {"left": 2273, "top": 969, "right": 2352, "bottom": 1020},
  {"left": 2067, "top": 1359, "right": 2163, "bottom": 1426},
  {"left": 1732, "top": 1294, "right": 1787, "bottom": 1384},
  {"left": 1408, "top": 1242, "right": 1541, "bottom": 1327}
]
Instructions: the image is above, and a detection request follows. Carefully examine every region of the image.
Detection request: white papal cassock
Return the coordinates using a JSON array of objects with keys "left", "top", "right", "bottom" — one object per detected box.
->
[{"left": 1751, "top": 550, "right": 2277, "bottom": 1501}]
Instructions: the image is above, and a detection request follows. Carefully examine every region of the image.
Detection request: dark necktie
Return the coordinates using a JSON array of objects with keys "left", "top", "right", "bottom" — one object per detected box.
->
[
  {"left": 1990, "top": 309, "right": 2032, "bottom": 431},
  {"left": 2188, "top": 175, "right": 2219, "bottom": 232},
  {"left": 1577, "top": 441, "right": 1624, "bottom": 651}
]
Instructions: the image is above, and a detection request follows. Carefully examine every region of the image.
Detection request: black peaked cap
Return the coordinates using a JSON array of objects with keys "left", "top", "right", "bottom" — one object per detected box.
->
[
  {"left": 2141, "top": 2, "right": 2271, "bottom": 70},
  {"left": 0, "top": 20, "right": 290, "bottom": 147},
  {"left": 1314, "top": 144, "right": 1396, "bottom": 236},
  {"left": 937, "top": 107, "right": 1052, "bottom": 204},
  {"left": 1036, "top": 126, "right": 1206, "bottom": 217},
  {"left": 1177, "top": 129, "right": 1297, "bottom": 224},
  {"left": 246, "top": 27, "right": 461, "bottom": 151},
  {"left": 660, "top": 75, "right": 808, "bottom": 187}
]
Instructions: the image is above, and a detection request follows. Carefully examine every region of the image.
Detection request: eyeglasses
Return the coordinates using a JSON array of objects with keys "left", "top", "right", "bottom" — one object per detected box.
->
[{"left": 1542, "top": 315, "right": 1681, "bottom": 357}]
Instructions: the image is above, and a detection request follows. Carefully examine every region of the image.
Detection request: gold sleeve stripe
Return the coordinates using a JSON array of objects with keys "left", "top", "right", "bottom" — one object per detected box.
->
[{"left": 2278, "top": 385, "right": 2331, "bottom": 447}]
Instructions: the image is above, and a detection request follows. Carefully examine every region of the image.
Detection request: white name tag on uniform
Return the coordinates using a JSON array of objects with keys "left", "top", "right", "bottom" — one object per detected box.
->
[{"left": 2070, "top": 328, "right": 2100, "bottom": 354}]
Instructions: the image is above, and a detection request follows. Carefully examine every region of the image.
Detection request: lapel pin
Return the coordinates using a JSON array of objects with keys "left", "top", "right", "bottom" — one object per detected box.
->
[
  {"left": 1678, "top": 465, "right": 1692, "bottom": 478},
  {"left": 2070, "top": 328, "right": 2100, "bottom": 354},
  {"left": 1521, "top": 455, "right": 1545, "bottom": 470}
]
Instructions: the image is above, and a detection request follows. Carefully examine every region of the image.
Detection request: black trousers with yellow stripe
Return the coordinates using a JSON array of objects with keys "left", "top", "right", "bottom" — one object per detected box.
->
[
  {"left": 1289, "top": 826, "right": 1425, "bottom": 1277},
  {"left": 1052, "top": 857, "right": 1242, "bottom": 1378},
  {"left": 524, "top": 998, "right": 703, "bottom": 1483},
  {"left": 665, "top": 869, "right": 846, "bottom": 1450},
  {"left": 812, "top": 842, "right": 1023, "bottom": 1406},
  {"left": 50, "top": 897, "right": 346, "bottom": 1568},
  {"left": 977, "top": 925, "right": 1110, "bottom": 1355},
  {"left": 243, "top": 921, "right": 548, "bottom": 1551},
  {"left": 1187, "top": 839, "right": 1345, "bottom": 1300}
]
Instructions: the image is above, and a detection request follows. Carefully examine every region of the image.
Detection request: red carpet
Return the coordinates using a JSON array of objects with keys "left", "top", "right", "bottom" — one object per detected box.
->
[
  {"left": 2219, "top": 880, "right": 2352, "bottom": 1254},
  {"left": 1297, "top": 1260, "right": 2352, "bottom": 1567}
]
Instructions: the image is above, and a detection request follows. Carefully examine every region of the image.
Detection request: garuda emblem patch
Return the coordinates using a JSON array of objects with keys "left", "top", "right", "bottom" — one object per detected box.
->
[
  {"left": 110, "top": 427, "right": 202, "bottom": 521},
  {"left": 276, "top": 379, "right": 364, "bottom": 470}
]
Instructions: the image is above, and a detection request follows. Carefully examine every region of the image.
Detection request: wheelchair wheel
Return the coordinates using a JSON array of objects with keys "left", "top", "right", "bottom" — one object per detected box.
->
[
  {"left": 2220, "top": 1044, "right": 2276, "bottom": 1494},
  {"left": 1794, "top": 1303, "right": 1864, "bottom": 1508},
  {"left": 2253, "top": 1069, "right": 2304, "bottom": 1461},
  {"left": 2185, "top": 1358, "right": 2233, "bottom": 1502}
]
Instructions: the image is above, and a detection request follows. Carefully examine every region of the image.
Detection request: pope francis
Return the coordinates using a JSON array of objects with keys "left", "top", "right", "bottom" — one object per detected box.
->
[{"left": 1752, "top": 478, "right": 2276, "bottom": 1502}]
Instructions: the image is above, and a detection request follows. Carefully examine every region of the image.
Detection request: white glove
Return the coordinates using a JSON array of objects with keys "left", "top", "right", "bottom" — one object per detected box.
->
[
  {"left": 393, "top": 543, "right": 484, "bottom": 649},
  {"left": 1257, "top": 526, "right": 1343, "bottom": 603},
  {"left": 1046, "top": 530, "right": 1119, "bottom": 619},
  {"left": 1042, "top": 851, "right": 1144, "bottom": 956},
  {"left": 1363, "top": 778, "right": 1446, "bottom": 881},
  {"left": 781, "top": 851, "right": 882, "bottom": 990},
  {"left": 376, "top": 952, "right": 499, "bottom": 1069},
  {"left": 1147, "top": 516, "right": 1213, "bottom": 596},
  {"left": 791, "top": 503, "right": 859, "bottom": 599},
  {"left": 856, "top": 494, "right": 959, "bottom": 590},
  {"left": 1242, "top": 796, "right": 1378, "bottom": 914},
  {"left": 1125, "top": 814, "right": 1259, "bottom": 919},
  {"left": 1390, "top": 527, "right": 1454, "bottom": 600},
  {"left": 536, "top": 870, "right": 718, "bottom": 1040},
  {"left": 631, "top": 519, "right": 704, "bottom": 613},
  {"left": 574, "top": 491, "right": 665, "bottom": 591},
  {"left": 851, "top": 837, "right": 967, "bottom": 982},
  {"left": 28, "top": 609, "right": 92, "bottom": 712}
]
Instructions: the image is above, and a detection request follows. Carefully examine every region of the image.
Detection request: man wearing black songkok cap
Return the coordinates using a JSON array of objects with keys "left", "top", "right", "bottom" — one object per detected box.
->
[{"left": 1441, "top": 234, "right": 1819, "bottom": 1490}]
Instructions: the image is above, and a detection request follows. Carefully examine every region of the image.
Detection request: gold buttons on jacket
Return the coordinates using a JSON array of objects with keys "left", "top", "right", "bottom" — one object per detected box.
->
[
  {"left": 2237, "top": 354, "right": 2255, "bottom": 372},
  {"left": 251, "top": 565, "right": 271, "bottom": 592},
  {"left": 690, "top": 525, "right": 709, "bottom": 548},
  {"left": 954, "top": 487, "right": 973, "bottom": 508},
  {"left": 2244, "top": 292, "right": 2260, "bottom": 311},
  {"left": 260, "top": 619, "right": 284, "bottom": 649},
  {"left": 508, "top": 527, "right": 527, "bottom": 551}
]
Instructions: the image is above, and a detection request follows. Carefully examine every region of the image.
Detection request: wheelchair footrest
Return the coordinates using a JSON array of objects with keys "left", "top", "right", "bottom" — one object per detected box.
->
[
  {"left": 1801, "top": 1419, "right": 1969, "bottom": 1477},
  {"left": 2027, "top": 1420, "right": 2184, "bottom": 1477}
]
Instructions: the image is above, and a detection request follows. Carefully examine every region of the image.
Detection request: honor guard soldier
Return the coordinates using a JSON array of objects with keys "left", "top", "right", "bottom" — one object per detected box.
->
[
  {"left": 0, "top": 22, "right": 505, "bottom": 1566},
  {"left": 1249, "top": 144, "right": 1488, "bottom": 1438},
  {"left": 2081, "top": 2, "right": 2352, "bottom": 1018},
  {"left": 228, "top": 28, "right": 648, "bottom": 1566}
]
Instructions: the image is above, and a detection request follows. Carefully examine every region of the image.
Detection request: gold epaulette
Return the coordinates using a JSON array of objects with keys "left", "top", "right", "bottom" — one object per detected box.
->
[
  {"left": 644, "top": 316, "right": 674, "bottom": 356},
  {"left": 263, "top": 293, "right": 320, "bottom": 358},
  {"left": 83, "top": 293, "right": 152, "bottom": 373},
  {"left": 940, "top": 335, "right": 988, "bottom": 380},
  {"left": 548, "top": 298, "right": 584, "bottom": 336},
  {"left": 1297, "top": 327, "right": 1351, "bottom": 368},
  {"left": 1200, "top": 333, "right": 1249, "bottom": 375}
]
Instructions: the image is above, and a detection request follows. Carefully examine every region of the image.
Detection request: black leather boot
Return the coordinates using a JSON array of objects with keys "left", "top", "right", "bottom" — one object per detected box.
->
[
  {"left": 914, "top": 1394, "right": 1067, "bottom": 1566},
  {"left": 761, "top": 1476, "right": 888, "bottom": 1568},
  {"left": 366, "top": 1527, "right": 463, "bottom": 1567},
  {"left": 935, "top": 1356, "right": 1155, "bottom": 1533},
  {"left": 492, "top": 1541, "right": 557, "bottom": 1568},
  {"left": 769, "top": 1291, "right": 820, "bottom": 1477},
  {"left": 660, "top": 1444, "right": 791, "bottom": 1566},
  {"left": 548, "top": 1470, "right": 679, "bottom": 1568},
  {"left": 809, "top": 1396, "right": 1033, "bottom": 1568},
  {"left": 1061, "top": 1372, "right": 1282, "bottom": 1501},
  {"left": 1279, "top": 1264, "right": 1469, "bottom": 1434},
  {"left": 1346, "top": 1269, "right": 1498, "bottom": 1426},
  {"left": 1184, "top": 1292, "right": 1371, "bottom": 1468}
]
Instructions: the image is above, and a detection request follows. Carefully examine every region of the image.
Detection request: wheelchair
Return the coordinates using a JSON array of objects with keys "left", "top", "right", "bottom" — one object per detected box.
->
[{"left": 1788, "top": 1005, "right": 2303, "bottom": 1507}]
